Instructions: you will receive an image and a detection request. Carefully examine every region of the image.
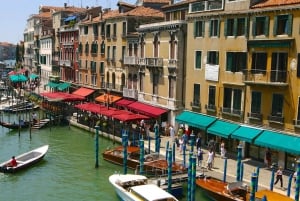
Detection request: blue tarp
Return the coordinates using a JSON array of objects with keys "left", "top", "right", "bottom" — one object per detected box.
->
[{"left": 64, "top": 16, "right": 76, "bottom": 22}]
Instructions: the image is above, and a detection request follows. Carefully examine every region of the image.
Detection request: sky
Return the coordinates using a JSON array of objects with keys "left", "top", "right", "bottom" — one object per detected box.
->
[{"left": 0, "top": 0, "right": 131, "bottom": 45}]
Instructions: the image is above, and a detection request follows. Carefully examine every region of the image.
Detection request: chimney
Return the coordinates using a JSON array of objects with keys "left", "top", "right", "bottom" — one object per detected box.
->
[{"left": 64, "top": 3, "right": 67, "bottom": 8}]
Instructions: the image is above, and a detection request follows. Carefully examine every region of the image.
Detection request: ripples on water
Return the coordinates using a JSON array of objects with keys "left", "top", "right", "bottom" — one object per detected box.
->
[{"left": 0, "top": 123, "right": 209, "bottom": 201}]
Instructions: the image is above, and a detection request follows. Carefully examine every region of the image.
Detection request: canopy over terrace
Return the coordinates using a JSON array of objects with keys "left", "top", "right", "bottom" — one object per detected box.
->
[{"left": 40, "top": 92, "right": 85, "bottom": 102}]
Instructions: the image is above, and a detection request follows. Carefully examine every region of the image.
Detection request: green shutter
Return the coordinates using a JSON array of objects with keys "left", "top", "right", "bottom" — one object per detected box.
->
[
  {"left": 224, "top": 19, "right": 228, "bottom": 37},
  {"left": 226, "top": 52, "right": 233, "bottom": 71},
  {"left": 202, "top": 21, "right": 205, "bottom": 37},
  {"left": 194, "top": 21, "right": 197, "bottom": 37},
  {"left": 265, "top": 16, "right": 269, "bottom": 36},
  {"left": 195, "top": 51, "right": 201, "bottom": 69},
  {"left": 233, "top": 18, "right": 238, "bottom": 37},
  {"left": 209, "top": 20, "right": 212, "bottom": 37},
  {"left": 245, "top": 17, "right": 249, "bottom": 38},
  {"left": 252, "top": 16, "right": 257, "bottom": 37},
  {"left": 217, "top": 20, "right": 220, "bottom": 37},
  {"left": 287, "top": 14, "right": 293, "bottom": 36},
  {"left": 273, "top": 16, "right": 278, "bottom": 36}
]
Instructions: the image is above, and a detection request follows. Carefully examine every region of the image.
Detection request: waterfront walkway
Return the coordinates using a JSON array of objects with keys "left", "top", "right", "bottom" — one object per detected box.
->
[{"left": 71, "top": 117, "right": 296, "bottom": 199}]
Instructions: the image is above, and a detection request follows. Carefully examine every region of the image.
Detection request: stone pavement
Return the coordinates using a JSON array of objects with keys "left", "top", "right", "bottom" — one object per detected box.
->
[{"left": 152, "top": 134, "right": 296, "bottom": 199}]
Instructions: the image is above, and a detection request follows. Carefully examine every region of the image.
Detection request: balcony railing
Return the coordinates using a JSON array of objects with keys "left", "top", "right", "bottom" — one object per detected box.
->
[
  {"left": 138, "top": 58, "right": 146, "bottom": 65},
  {"left": 247, "top": 112, "right": 263, "bottom": 121},
  {"left": 243, "top": 70, "right": 288, "bottom": 85},
  {"left": 124, "top": 56, "right": 138, "bottom": 65},
  {"left": 221, "top": 107, "right": 243, "bottom": 117},
  {"left": 168, "top": 59, "right": 177, "bottom": 69},
  {"left": 145, "top": 58, "right": 163, "bottom": 67},
  {"left": 205, "top": 104, "right": 216, "bottom": 112},
  {"left": 189, "top": 0, "right": 223, "bottom": 13},
  {"left": 268, "top": 114, "right": 284, "bottom": 124},
  {"left": 123, "top": 88, "right": 138, "bottom": 99},
  {"left": 60, "top": 60, "right": 71, "bottom": 67}
]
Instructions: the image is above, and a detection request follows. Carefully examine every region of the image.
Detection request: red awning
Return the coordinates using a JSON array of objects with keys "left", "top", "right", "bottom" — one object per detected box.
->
[
  {"left": 40, "top": 92, "right": 85, "bottom": 102},
  {"left": 72, "top": 87, "right": 95, "bottom": 97},
  {"left": 127, "top": 102, "right": 168, "bottom": 118},
  {"left": 95, "top": 94, "right": 122, "bottom": 103},
  {"left": 75, "top": 103, "right": 108, "bottom": 114},
  {"left": 101, "top": 108, "right": 132, "bottom": 117},
  {"left": 115, "top": 99, "right": 136, "bottom": 107},
  {"left": 112, "top": 113, "right": 150, "bottom": 122}
]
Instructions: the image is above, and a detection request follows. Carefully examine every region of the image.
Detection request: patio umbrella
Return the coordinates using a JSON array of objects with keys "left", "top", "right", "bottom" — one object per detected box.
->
[
  {"left": 29, "top": 73, "right": 39, "bottom": 80},
  {"left": 8, "top": 71, "right": 16, "bottom": 75},
  {"left": 9, "top": 74, "right": 28, "bottom": 82}
]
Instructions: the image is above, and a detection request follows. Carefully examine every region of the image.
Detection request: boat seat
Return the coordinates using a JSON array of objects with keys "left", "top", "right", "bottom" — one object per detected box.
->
[{"left": 16, "top": 160, "right": 24, "bottom": 164}]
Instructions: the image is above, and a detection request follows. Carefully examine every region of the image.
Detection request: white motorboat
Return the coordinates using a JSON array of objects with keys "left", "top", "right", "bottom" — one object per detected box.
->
[{"left": 109, "top": 173, "right": 178, "bottom": 201}]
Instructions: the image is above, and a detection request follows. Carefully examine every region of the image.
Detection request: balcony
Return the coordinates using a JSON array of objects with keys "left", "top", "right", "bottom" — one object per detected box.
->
[
  {"left": 124, "top": 56, "right": 138, "bottom": 65},
  {"left": 123, "top": 88, "right": 138, "bottom": 99},
  {"left": 205, "top": 104, "right": 216, "bottom": 113},
  {"left": 138, "top": 58, "right": 146, "bottom": 66},
  {"left": 268, "top": 114, "right": 284, "bottom": 124},
  {"left": 247, "top": 112, "right": 263, "bottom": 121},
  {"left": 60, "top": 60, "right": 72, "bottom": 67},
  {"left": 221, "top": 107, "right": 243, "bottom": 118},
  {"left": 189, "top": 0, "right": 223, "bottom": 13},
  {"left": 145, "top": 58, "right": 163, "bottom": 67},
  {"left": 243, "top": 70, "right": 288, "bottom": 87}
]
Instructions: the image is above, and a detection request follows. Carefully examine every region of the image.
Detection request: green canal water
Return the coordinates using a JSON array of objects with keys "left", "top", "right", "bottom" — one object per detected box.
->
[{"left": 0, "top": 117, "right": 209, "bottom": 200}]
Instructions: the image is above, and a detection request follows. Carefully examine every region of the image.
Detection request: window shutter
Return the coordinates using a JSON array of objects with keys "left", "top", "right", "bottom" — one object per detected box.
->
[
  {"left": 233, "top": 18, "right": 238, "bottom": 37},
  {"left": 224, "top": 19, "right": 228, "bottom": 37},
  {"left": 273, "top": 16, "right": 278, "bottom": 36},
  {"left": 194, "top": 21, "right": 197, "bottom": 37},
  {"left": 265, "top": 16, "right": 269, "bottom": 36},
  {"left": 216, "top": 51, "right": 219, "bottom": 65},
  {"left": 202, "top": 21, "right": 205, "bottom": 37},
  {"left": 245, "top": 17, "right": 249, "bottom": 38},
  {"left": 226, "top": 52, "right": 233, "bottom": 71},
  {"left": 209, "top": 20, "right": 212, "bottom": 37},
  {"left": 252, "top": 17, "right": 256, "bottom": 37},
  {"left": 287, "top": 14, "right": 293, "bottom": 36},
  {"left": 217, "top": 20, "right": 220, "bottom": 37}
]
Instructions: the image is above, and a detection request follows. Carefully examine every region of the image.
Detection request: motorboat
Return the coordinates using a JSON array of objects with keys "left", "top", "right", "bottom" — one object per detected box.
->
[
  {"left": 109, "top": 173, "right": 178, "bottom": 201},
  {"left": 0, "top": 145, "right": 49, "bottom": 173}
]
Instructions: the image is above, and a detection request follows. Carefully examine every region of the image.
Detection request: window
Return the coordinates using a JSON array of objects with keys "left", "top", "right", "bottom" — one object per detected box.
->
[
  {"left": 112, "top": 46, "right": 116, "bottom": 61},
  {"left": 106, "top": 24, "right": 111, "bottom": 38},
  {"left": 153, "top": 73, "right": 159, "bottom": 95},
  {"left": 251, "top": 91, "right": 261, "bottom": 114},
  {"left": 93, "top": 24, "right": 98, "bottom": 36},
  {"left": 252, "top": 16, "right": 269, "bottom": 36},
  {"left": 209, "top": 19, "right": 219, "bottom": 37},
  {"left": 113, "top": 23, "right": 117, "bottom": 37},
  {"left": 225, "top": 19, "right": 234, "bottom": 36},
  {"left": 168, "top": 76, "right": 175, "bottom": 98},
  {"left": 271, "top": 94, "right": 283, "bottom": 116},
  {"left": 122, "top": 21, "right": 126, "bottom": 36},
  {"left": 85, "top": 42, "right": 89, "bottom": 54},
  {"left": 153, "top": 35, "right": 159, "bottom": 57},
  {"left": 84, "top": 26, "right": 88, "bottom": 35},
  {"left": 223, "top": 87, "right": 242, "bottom": 115},
  {"left": 195, "top": 51, "right": 202, "bottom": 69},
  {"left": 193, "top": 84, "right": 200, "bottom": 106},
  {"left": 207, "top": 51, "right": 219, "bottom": 65},
  {"left": 274, "top": 14, "right": 292, "bottom": 36},
  {"left": 100, "top": 42, "right": 105, "bottom": 54},
  {"left": 237, "top": 18, "right": 246, "bottom": 36},
  {"left": 271, "top": 52, "right": 287, "bottom": 82},
  {"left": 194, "top": 21, "right": 205, "bottom": 37},
  {"left": 297, "top": 54, "right": 300, "bottom": 77},
  {"left": 226, "top": 52, "right": 247, "bottom": 72},
  {"left": 121, "top": 46, "right": 126, "bottom": 61},
  {"left": 170, "top": 34, "right": 176, "bottom": 59},
  {"left": 139, "top": 72, "right": 144, "bottom": 92},
  {"left": 251, "top": 52, "right": 267, "bottom": 73},
  {"left": 100, "top": 62, "right": 105, "bottom": 75},
  {"left": 107, "top": 46, "right": 110, "bottom": 60},
  {"left": 208, "top": 85, "right": 216, "bottom": 108},
  {"left": 140, "top": 37, "right": 145, "bottom": 58}
]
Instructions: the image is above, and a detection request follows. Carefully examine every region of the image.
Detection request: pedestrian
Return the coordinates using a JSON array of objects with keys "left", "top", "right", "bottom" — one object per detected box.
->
[
  {"left": 265, "top": 148, "right": 272, "bottom": 168},
  {"left": 179, "top": 137, "right": 183, "bottom": 153},
  {"left": 196, "top": 133, "right": 202, "bottom": 150},
  {"left": 207, "top": 148, "right": 214, "bottom": 170},
  {"left": 274, "top": 166, "right": 283, "bottom": 189},
  {"left": 197, "top": 147, "right": 203, "bottom": 168},
  {"left": 220, "top": 140, "right": 226, "bottom": 158},
  {"left": 169, "top": 125, "right": 175, "bottom": 143},
  {"left": 32, "top": 112, "right": 37, "bottom": 124}
]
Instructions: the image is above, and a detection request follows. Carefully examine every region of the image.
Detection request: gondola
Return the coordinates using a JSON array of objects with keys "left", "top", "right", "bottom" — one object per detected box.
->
[
  {"left": 0, "top": 145, "right": 49, "bottom": 173},
  {"left": 0, "top": 120, "right": 30, "bottom": 129}
]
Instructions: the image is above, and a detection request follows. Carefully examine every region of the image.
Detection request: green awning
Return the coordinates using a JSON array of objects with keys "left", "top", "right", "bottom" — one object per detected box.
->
[
  {"left": 9, "top": 74, "right": 28, "bottom": 82},
  {"left": 46, "top": 82, "right": 59, "bottom": 88},
  {"left": 175, "top": 110, "right": 217, "bottom": 130},
  {"left": 247, "top": 38, "right": 294, "bottom": 48},
  {"left": 29, "top": 73, "right": 39, "bottom": 80},
  {"left": 231, "top": 126, "right": 263, "bottom": 143},
  {"left": 254, "top": 130, "right": 300, "bottom": 155},
  {"left": 207, "top": 120, "right": 240, "bottom": 138},
  {"left": 57, "top": 82, "right": 71, "bottom": 91}
]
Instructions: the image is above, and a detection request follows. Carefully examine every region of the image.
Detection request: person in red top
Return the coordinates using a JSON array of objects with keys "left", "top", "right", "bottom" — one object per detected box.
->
[{"left": 8, "top": 156, "right": 17, "bottom": 167}]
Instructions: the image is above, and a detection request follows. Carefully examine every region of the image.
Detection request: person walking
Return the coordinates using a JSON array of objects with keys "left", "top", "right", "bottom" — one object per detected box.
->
[
  {"left": 197, "top": 147, "right": 203, "bottom": 168},
  {"left": 196, "top": 133, "right": 202, "bottom": 150},
  {"left": 220, "top": 140, "right": 226, "bottom": 158},
  {"left": 274, "top": 166, "right": 283, "bottom": 189},
  {"left": 206, "top": 149, "right": 214, "bottom": 170},
  {"left": 169, "top": 125, "right": 175, "bottom": 143}
]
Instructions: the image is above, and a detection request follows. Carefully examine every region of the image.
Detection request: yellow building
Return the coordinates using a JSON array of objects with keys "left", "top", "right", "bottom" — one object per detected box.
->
[{"left": 184, "top": 0, "right": 300, "bottom": 169}]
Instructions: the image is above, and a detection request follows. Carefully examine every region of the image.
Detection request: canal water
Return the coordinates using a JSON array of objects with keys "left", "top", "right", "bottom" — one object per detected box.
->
[{"left": 0, "top": 116, "right": 209, "bottom": 200}]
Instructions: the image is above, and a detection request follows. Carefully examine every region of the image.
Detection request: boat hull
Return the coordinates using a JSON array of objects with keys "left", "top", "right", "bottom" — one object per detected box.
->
[
  {"left": 0, "top": 121, "right": 30, "bottom": 129},
  {"left": 0, "top": 145, "right": 49, "bottom": 173}
]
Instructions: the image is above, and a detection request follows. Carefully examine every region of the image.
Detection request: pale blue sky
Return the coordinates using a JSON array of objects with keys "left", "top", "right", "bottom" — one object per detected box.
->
[{"left": 1, "top": 0, "right": 132, "bottom": 44}]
